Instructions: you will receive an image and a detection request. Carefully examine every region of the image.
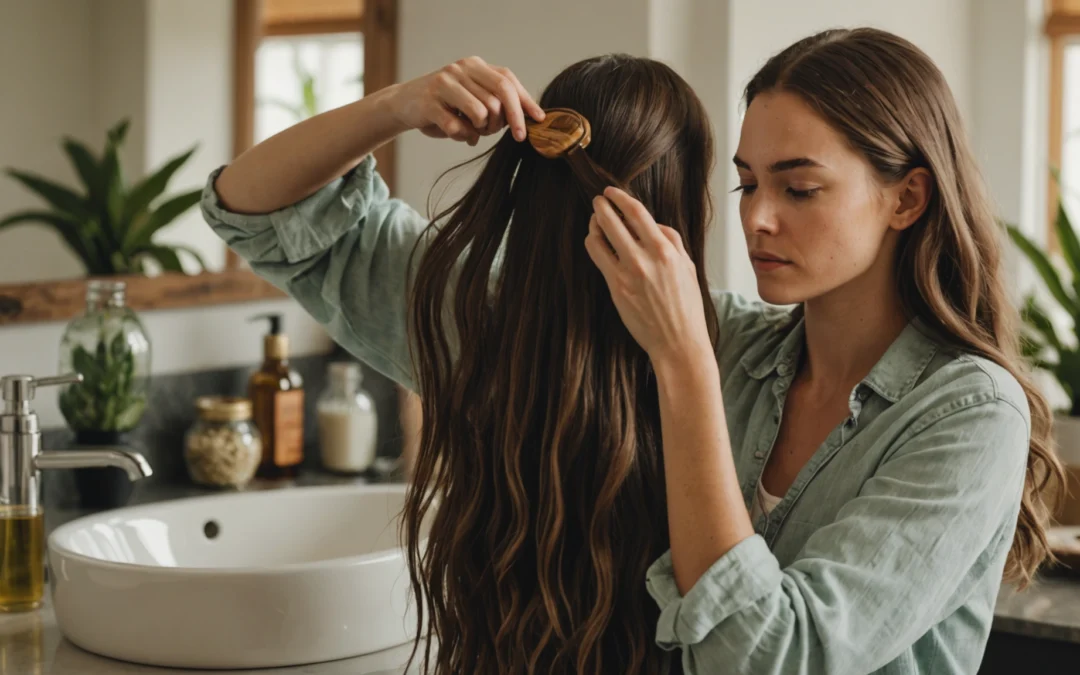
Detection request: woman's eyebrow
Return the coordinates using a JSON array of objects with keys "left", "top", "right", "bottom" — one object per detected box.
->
[{"left": 732, "top": 155, "right": 826, "bottom": 172}]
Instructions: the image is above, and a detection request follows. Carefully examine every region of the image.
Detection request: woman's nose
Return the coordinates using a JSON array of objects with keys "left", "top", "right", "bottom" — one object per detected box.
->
[{"left": 741, "top": 192, "right": 780, "bottom": 236}]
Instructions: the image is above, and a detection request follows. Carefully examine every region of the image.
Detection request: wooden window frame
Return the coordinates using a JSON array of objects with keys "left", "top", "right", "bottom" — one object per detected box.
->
[
  {"left": 0, "top": 1, "right": 397, "bottom": 326},
  {"left": 229, "top": 0, "right": 397, "bottom": 269},
  {"left": 1045, "top": 1, "right": 1080, "bottom": 248}
]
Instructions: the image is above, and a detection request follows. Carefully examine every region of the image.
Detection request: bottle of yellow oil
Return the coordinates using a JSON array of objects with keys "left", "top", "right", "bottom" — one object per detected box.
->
[
  {"left": 0, "top": 505, "right": 45, "bottom": 612},
  {"left": 248, "top": 313, "right": 305, "bottom": 478}
]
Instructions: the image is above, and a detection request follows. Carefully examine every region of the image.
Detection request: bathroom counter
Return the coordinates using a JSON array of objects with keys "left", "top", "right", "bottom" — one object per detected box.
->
[
  {"left": 0, "top": 590, "right": 419, "bottom": 674},
  {"left": 994, "top": 570, "right": 1080, "bottom": 644}
]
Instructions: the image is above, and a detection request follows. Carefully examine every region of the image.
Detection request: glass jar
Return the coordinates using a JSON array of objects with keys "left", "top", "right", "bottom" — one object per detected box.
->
[
  {"left": 185, "top": 396, "right": 262, "bottom": 488},
  {"left": 57, "top": 280, "right": 151, "bottom": 441},
  {"left": 317, "top": 362, "right": 378, "bottom": 474}
]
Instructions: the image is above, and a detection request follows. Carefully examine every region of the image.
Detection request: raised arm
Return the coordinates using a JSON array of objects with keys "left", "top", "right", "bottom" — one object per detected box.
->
[{"left": 202, "top": 58, "right": 544, "bottom": 391}]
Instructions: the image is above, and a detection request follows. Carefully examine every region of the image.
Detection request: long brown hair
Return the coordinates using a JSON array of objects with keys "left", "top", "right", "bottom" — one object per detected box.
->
[
  {"left": 402, "top": 54, "right": 716, "bottom": 674},
  {"left": 745, "top": 28, "right": 1065, "bottom": 588}
]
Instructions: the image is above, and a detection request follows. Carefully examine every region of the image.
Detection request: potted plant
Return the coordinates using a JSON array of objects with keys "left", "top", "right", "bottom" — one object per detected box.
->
[
  {"left": 1007, "top": 202, "right": 1080, "bottom": 524},
  {"left": 0, "top": 118, "right": 205, "bottom": 274}
]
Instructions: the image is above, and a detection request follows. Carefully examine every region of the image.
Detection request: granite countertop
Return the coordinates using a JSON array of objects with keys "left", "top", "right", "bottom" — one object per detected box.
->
[{"left": 4, "top": 466, "right": 1080, "bottom": 673}]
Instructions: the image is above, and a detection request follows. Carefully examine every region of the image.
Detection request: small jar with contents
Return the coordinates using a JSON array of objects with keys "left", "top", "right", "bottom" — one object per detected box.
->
[
  {"left": 317, "top": 362, "right": 378, "bottom": 474},
  {"left": 185, "top": 396, "right": 262, "bottom": 488}
]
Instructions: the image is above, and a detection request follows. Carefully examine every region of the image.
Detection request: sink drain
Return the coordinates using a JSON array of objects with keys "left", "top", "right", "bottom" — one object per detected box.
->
[{"left": 203, "top": 520, "right": 221, "bottom": 539}]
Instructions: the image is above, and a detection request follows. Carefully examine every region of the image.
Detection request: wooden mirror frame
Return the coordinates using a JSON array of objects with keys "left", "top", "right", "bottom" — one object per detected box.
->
[{"left": 0, "top": 0, "right": 397, "bottom": 327}]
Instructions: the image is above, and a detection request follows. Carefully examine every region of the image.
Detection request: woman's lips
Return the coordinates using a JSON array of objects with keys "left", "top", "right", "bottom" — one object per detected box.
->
[{"left": 750, "top": 255, "right": 792, "bottom": 271}]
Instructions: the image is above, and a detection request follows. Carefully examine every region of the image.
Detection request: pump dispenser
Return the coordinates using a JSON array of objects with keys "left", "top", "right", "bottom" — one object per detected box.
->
[{"left": 248, "top": 313, "right": 304, "bottom": 478}]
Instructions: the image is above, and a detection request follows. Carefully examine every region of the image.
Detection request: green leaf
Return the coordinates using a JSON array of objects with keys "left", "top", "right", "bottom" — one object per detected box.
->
[
  {"left": 114, "top": 397, "right": 146, "bottom": 431},
  {"left": 72, "top": 345, "right": 105, "bottom": 382},
  {"left": 62, "top": 139, "right": 102, "bottom": 201},
  {"left": 109, "top": 332, "right": 127, "bottom": 364},
  {"left": 1021, "top": 296, "right": 1063, "bottom": 352},
  {"left": 1055, "top": 201, "right": 1080, "bottom": 282},
  {"left": 120, "top": 146, "right": 197, "bottom": 229},
  {"left": 0, "top": 210, "right": 103, "bottom": 273},
  {"left": 4, "top": 169, "right": 89, "bottom": 219},
  {"left": 1007, "top": 225, "right": 1079, "bottom": 316},
  {"left": 126, "top": 189, "right": 202, "bottom": 249},
  {"left": 139, "top": 245, "right": 184, "bottom": 273},
  {"left": 1057, "top": 350, "right": 1080, "bottom": 405},
  {"left": 170, "top": 244, "right": 207, "bottom": 272},
  {"left": 107, "top": 119, "right": 130, "bottom": 147}
]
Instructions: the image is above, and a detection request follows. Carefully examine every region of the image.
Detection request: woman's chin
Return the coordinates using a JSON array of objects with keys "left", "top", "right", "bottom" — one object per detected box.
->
[{"left": 755, "top": 280, "right": 804, "bottom": 307}]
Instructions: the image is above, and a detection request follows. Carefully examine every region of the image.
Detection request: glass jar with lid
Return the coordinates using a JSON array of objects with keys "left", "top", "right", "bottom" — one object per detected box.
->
[
  {"left": 317, "top": 362, "right": 378, "bottom": 474},
  {"left": 185, "top": 396, "right": 262, "bottom": 488}
]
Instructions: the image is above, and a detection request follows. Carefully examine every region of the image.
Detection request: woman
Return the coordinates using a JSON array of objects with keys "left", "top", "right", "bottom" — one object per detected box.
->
[{"left": 203, "top": 30, "right": 1063, "bottom": 675}]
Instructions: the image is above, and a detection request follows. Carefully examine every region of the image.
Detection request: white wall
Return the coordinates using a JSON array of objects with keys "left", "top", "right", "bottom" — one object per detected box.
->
[
  {"left": 144, "top": 0, "right": 231, "bottom": 273},
  {"left": 719, "top": 0, "right": 975, "bottom": 299},
  {"left": 395, "top": 0, "right": 651, "bottom": 213},
  {"left": 0, "top": 0, "right": 95, "bottom": 283}
]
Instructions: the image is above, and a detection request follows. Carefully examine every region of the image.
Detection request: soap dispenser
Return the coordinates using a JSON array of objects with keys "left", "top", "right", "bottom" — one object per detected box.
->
[{"left": 248, "top": 313, "right": 305, "bottom": 478}]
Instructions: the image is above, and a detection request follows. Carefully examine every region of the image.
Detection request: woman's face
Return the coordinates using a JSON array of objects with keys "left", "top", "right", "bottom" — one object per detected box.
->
[{"left": 734, "top": 91, "right": 902, "bottom": 307}]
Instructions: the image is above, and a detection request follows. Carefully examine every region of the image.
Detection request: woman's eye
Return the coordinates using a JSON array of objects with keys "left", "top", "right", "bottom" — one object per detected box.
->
[
  {"left": 732, "top": 184, "right": 757, "bottom": 195},
  {"left": 787, "top": 187, "right": 820, "bottom": 200}
]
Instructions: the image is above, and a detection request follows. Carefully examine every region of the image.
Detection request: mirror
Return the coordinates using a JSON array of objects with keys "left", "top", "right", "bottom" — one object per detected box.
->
[{"left": 0, "top": 0, "right": 396, "bottom": 325}]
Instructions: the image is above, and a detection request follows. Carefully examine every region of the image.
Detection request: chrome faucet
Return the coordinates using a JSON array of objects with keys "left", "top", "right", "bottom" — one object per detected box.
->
[{"left": 0, "top": 373, "right": 153, "bottom": 512}]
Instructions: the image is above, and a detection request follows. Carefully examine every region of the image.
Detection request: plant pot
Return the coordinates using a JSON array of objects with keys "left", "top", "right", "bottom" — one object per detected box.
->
[
  {"left": 1053, "top": 414, "right": 1080, "bottom": 526},
  {"left": 71, "top": 430, "right": 135, "bottom": 510}
]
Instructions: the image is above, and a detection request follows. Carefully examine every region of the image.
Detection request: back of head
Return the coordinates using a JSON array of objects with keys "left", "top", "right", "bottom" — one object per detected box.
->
[
  {"left": 403, "top": 54, "right": 715, "bottom": 674},
  {"left": 744, "top": 28, "right": 1064, "bottom": 587}
]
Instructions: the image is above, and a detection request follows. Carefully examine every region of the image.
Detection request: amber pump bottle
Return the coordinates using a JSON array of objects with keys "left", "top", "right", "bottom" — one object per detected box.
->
[{"left": 248, "top": 313, "right": 304, "bottom": 478}]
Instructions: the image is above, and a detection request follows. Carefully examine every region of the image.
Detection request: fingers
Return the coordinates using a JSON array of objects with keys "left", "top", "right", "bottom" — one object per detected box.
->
[
  {"left": 430, "top": 106, "right": 480, "bottom": 144},
  {"left": 433, "top": 71, "right": 489, "bottom": 129},
  {"left": 585, "top": 215, "right": 619, "bottom": 278},
  {"left": 659, "top": 225, "right": 686, "bottom": 252},
  {"left": 456, "top": 74, "right": 506, "bottom": 134},
  {"left": 461, "top": 58, "right": 528, "bottom": 141},
  {"left": 497, "top": 66, "right": 545, "bottom": 122},
  {"left": 592, "top": 195, "right": 640, "bottom": 260},
  {"left": 602, "top": 187, "right": 667, "bottom": 251}
]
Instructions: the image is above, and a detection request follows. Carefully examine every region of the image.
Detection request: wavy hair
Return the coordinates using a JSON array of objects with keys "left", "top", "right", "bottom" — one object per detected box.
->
[
  {"left": 744, "top": 27, "right": 1066, "bottom": 588},
  {"left": 401, "top": 54, "right": 716, "bottom": 674}
]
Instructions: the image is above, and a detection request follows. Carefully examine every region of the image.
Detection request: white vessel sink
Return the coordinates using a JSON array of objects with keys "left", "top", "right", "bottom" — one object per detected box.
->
[{"left": 47, "top": 483, "right": 427, "bottom": 670}]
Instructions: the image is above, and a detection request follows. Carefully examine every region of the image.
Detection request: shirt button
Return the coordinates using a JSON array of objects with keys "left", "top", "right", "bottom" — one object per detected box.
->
[
  {"left": 777, "top": 363, "right": 790, "bottom": 376},
  {"left": 754, "top": 451, "right": 764, "bottom": 459}
]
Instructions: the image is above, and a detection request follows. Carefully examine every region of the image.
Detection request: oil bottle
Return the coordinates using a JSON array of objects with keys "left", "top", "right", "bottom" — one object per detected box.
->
[{"left": 248, "top": 313, "right": 305, "bottom": 478}]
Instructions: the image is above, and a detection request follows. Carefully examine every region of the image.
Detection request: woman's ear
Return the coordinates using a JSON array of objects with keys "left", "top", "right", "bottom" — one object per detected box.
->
[{"left": 890, "top": 167, "right": 933, "bottom": 231}]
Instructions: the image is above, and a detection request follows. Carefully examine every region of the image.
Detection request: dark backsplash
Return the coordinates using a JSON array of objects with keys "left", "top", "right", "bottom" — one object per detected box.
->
[{"left": 41, "top": 345, "right": 406, "bottom": 508}]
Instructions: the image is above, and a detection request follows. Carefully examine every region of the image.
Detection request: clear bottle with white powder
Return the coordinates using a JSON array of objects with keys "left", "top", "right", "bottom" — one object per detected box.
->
[{"left": 317, "top": 362, "right": 377, "bottom": 473}]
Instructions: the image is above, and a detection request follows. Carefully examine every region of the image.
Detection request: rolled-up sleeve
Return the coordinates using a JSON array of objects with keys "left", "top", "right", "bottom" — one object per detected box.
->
[
  {"left": 646, "top": 394, "right": 1030, "bottom": 674},
  {"left": 201, "top": 156, "right": 427, "bottom": 391}
]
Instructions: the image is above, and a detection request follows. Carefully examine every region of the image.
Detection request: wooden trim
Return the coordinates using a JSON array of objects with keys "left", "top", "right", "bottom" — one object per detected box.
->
[
  {"left": 364, "top": 0, "right": 398, "bottom": 193},
  {"left": 264, "top": 19, "right": 363, "bottom": 36},
  {"left": 1050, "top": 34, "right": 1066, "bottom": 251},
  {"left": 229, "top": 0, "right": 262, "bottom": 271},
  {"left": 0, "top": 270, "right": 285, "bottom": 327},
  {"left": 1047, "top": 14, "right": 1080, "bottom": 36}
]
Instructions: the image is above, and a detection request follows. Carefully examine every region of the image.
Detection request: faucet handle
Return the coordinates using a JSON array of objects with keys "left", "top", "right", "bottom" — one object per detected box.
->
[{"left": 1, "top": 373, "right": 83, "bottom": 413}]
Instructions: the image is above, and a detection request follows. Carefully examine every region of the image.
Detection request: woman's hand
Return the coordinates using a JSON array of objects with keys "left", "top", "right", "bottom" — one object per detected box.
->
[
  {"left": 385, "top": 56, "right": 545, "bottom": 146},
  {"left": 586, "top": 187, "right": 714, "bottom": 370}
]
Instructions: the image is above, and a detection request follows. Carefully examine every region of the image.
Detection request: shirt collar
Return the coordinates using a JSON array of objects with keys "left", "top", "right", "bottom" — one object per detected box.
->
[{"left": 739, "top": 306, "right": 941, "bottom": 403}]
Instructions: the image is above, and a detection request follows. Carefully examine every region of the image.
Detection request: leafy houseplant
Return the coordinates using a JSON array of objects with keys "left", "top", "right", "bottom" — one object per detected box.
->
[
  {"left": 57, "top": 281, "right": 150, "bottom": 439},
  {"left": 57, "top": 280, "right": 151, "bottom": 509},
  {"left": 0, "top": 119, "right": 205, "bottom": 275},
  {"left": 1007, "top": 202, "right": 1080, "bottom": 416},
  {"left": 58, "top": 329, "right": 146, "bottom": 435}
]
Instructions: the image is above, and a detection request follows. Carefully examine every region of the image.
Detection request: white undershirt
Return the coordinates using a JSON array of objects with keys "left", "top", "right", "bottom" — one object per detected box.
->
[{"left": 750, "top": 479, "right": 783, "bottom": 522}]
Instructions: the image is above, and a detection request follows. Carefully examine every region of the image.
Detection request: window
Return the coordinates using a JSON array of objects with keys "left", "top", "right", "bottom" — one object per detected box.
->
[
  {"left": 230, "top": 0, "right": 396, "bottom": 269},
  {"left": 1046, "top": 0, "right": 1080, "bottom": 246}
]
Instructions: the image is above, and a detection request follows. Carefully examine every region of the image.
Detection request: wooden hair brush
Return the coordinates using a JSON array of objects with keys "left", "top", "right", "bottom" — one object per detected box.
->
[{"left": 525, "top": 108, "right": 592, "bottom": 159}]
